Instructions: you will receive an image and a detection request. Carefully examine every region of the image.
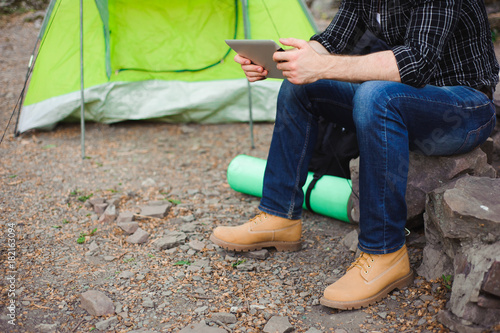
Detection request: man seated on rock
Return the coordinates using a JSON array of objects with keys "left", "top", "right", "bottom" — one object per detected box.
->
[{"left": 210, "top": 0, "right": 498, "bottom": 310}]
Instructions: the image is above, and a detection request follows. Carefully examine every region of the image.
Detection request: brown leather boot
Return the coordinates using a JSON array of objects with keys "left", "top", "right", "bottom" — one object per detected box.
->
[
  {"left": 320, "top": 245, "right": 414, "bottom": 310},
  {"left": 209, "top": 212, "right": 302, "bottom": 252}
]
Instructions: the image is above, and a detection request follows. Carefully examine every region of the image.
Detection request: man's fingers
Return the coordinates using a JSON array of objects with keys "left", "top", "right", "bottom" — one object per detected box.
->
[
  {"left": 234, "top": 54, "right": 251, "bottom": 65},
  {"left": 279, "top": 37, "right": 307, "bottom": 49},
  {"left": 276, "top": 61, "right": 295, "bottom": 73},
  {"left": 245, "top": 69, "right": 267, "bottom": 77},
  {"left": 273, "top": 50, "right": 287, "bottom": 63},
  {"left": 246, "top": 72, "right": 268, "bottom": 82},
  {"left": 233, "top": 52, "right": 267, "bottom": 81},
  {"left": 243, "top": 67, "right": 268, "bottom": 81},
  {"left": 241, "top": 64, "right": 266, "bottom": 73},
  {"left": 273, "top": 38, "right": 309, "bottom": 63}
]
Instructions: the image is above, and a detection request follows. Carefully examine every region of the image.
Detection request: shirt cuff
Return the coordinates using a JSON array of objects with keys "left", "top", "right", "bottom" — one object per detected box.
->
[
  {"left": 310, "top": 34, "right": 342, "bottom": 55},
  {"left": 392, "top": 45, "right": 425, "bottom": 87}
]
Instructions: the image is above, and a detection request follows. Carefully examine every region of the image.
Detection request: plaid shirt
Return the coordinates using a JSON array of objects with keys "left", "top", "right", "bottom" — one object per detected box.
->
[{"left": 311, "top": 0, "right": 499, "bottom": 89}]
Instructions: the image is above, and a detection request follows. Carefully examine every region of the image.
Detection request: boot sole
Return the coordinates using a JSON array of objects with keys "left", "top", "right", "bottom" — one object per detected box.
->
[
  {"left": 319, "top": 269, "right": 414, "bottom": 310},
  {"left": 209, "top": 234, "right": 302, "bottom": 252}
]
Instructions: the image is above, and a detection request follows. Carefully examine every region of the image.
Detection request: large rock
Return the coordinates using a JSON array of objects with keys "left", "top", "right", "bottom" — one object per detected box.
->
[
  {"left": 348, "top": 148, "right": 496, "bottom": 226},
  {"left": 125, "top": 228, "right": 149, "bottom": 244},
  {"left": 263, "top": 316, "right": 295, "bottom": 333},
  {"left": 418, "top": 176, "right": 500, "bottom": 331},
  {"left": 80, "top": 290, "right": 115, "bottom": 316},
  {"left": 210, "top": 312, "right": 237, "bottom": 324},
  {"left": 153, "top": 231, "right": 187, "bottom": 250},
  {"left": 140, "top": 203, "right": 172, "bottom": 218},
  {"left": 98, "top": 204, "right": 116, "bottom": 223},
  {"left": 35, "top": 323, "right": 59, "bottom": 333},
  {"left": 492, "top": 131, "right": 500, "bottom": 166},
  {"left": 178, "top": 320, "right": 226, "bottom": 333},
  {"left": 116, "top": 211, "right": 135, "bottom": 223},
  {"left": 118, "top": 221, "right": 139, "bottom": 234}
]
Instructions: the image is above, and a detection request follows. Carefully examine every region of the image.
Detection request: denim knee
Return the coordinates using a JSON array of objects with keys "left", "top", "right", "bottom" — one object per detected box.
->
[
  {"left": 278, "top": 80, "right": 300, "bottom": 104},
  {"left": 277, "top": 80, "right": 310, "bottom": 111},
  {"left": 352, "top": 81, "right": 396, "bottom": 130}
]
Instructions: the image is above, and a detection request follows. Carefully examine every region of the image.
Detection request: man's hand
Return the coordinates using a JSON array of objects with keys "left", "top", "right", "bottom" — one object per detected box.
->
[
  {"left": 234, "top": 37, "right": 401, "bottom": 84},
  {"left": 274, "top": 38, "right": 401, "bottom": 84},
  {"left": 273, "top": 38, "right": 327, "bottom": 85},
  {"left": 233, "top": 39, "right": 329, "bottom": 83},
  {"left": 234, "top": 54, "right": 268, "bottom": 82}
]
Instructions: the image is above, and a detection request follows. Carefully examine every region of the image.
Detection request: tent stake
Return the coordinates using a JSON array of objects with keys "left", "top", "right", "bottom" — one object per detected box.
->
[{"left": 79, "top": 0, "right": 86, "bottom": 159}]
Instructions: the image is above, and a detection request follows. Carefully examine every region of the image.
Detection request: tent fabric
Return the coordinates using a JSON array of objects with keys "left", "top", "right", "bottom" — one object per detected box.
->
[
  {"left": 18, "top": 79, "right": 282, "bottom": 131},
  {"left": 17, "top": 0, "right": 317, "bottom": 133}
]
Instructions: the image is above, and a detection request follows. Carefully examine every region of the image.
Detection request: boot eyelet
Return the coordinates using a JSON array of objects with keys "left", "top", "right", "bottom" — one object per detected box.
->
[
  {"left": 367, "top": 265, "right": 371, "bottom": 268},
  {"left": 364, "top": 270, "right": 368, "bottom": 274}
]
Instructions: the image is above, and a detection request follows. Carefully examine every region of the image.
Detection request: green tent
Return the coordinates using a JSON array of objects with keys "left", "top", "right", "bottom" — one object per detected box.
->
[{"left": 16, "top": 0, "right": 317, "bottom": 136}]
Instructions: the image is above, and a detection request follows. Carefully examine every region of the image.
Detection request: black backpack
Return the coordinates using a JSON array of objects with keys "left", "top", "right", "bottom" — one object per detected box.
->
[
  {"left": 305, "top": 119, "right": 359, "bottom": 212},
  {"left": 304, "top": 30, "right": 388, "bottom": 213}
]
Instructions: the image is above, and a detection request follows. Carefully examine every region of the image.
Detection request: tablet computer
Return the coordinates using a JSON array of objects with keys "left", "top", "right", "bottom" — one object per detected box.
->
[{"left": 225, "top": 39, "right": 284, "bottom": 79}]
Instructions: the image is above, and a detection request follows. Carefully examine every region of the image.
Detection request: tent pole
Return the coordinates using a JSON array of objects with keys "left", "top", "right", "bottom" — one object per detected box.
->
[
  {"left": 240, "top": 0, "right": 255, "bottom": 149},
  {"left": 246, "top": 82, "right": 254, "bottom": 149},
  {"left": 79, "top": 0, "right": 86, "bottom": 159}
]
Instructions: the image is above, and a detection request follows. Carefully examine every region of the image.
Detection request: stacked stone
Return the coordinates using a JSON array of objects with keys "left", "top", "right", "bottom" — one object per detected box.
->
[
  {"left": 419, "top": 176, "right": 500, "bottom": 332},
  {"left": 349, "top": 147, "right": 496, "bottom": 227}
]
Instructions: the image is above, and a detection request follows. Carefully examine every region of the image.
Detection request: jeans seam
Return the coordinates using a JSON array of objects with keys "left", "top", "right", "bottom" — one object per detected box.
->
[
  {"left": 389, "top": 94, "right": 491, "bottom": 110},
  {"left": 358, "top": 242, "right": 404, "bottom": 254},
  {"left": 452, "top": 113, "right": 496, "bottom": 155},
  {"left": 381, "top": 106, "right": 389, "bottom": 250},
  {"left": 259, "top": 205, "right": 301, "bottom": 220},
  {"left": 288, "top": 112, "right": 312, "bottom": 219}
]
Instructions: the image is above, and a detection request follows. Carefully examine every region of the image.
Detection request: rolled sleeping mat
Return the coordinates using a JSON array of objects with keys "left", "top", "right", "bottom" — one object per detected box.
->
[{"left": 226, "top": 154, "right": 352, "bottom": 222}]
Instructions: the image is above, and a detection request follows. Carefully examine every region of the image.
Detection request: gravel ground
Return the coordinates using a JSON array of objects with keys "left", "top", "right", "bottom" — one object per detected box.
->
[{"left": 1, "top": 11, "right": 496, "bottom": 333}]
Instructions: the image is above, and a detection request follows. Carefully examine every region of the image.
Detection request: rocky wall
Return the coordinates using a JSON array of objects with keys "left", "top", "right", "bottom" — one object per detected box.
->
[{"left": 420, "top": 176, "right": 500, "bottom": 332}]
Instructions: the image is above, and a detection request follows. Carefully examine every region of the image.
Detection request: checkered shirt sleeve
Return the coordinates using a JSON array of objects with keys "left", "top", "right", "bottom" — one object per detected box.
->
[{"left": 310, "top": 0, "right": 499, "bottom": 89}]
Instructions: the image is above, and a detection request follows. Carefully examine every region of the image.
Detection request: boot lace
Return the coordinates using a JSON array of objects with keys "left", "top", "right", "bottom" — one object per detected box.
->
[
  {"left": 348, "top": 252, "right": 375, "bottom": 274},
  {"left": 249, "top": 212, "right": 268, "bottom": 224}
]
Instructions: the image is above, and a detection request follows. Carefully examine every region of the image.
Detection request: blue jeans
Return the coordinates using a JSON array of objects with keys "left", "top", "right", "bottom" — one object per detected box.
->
[{"left": 259, "top": 80, "right": 496, "bottom": 254}]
